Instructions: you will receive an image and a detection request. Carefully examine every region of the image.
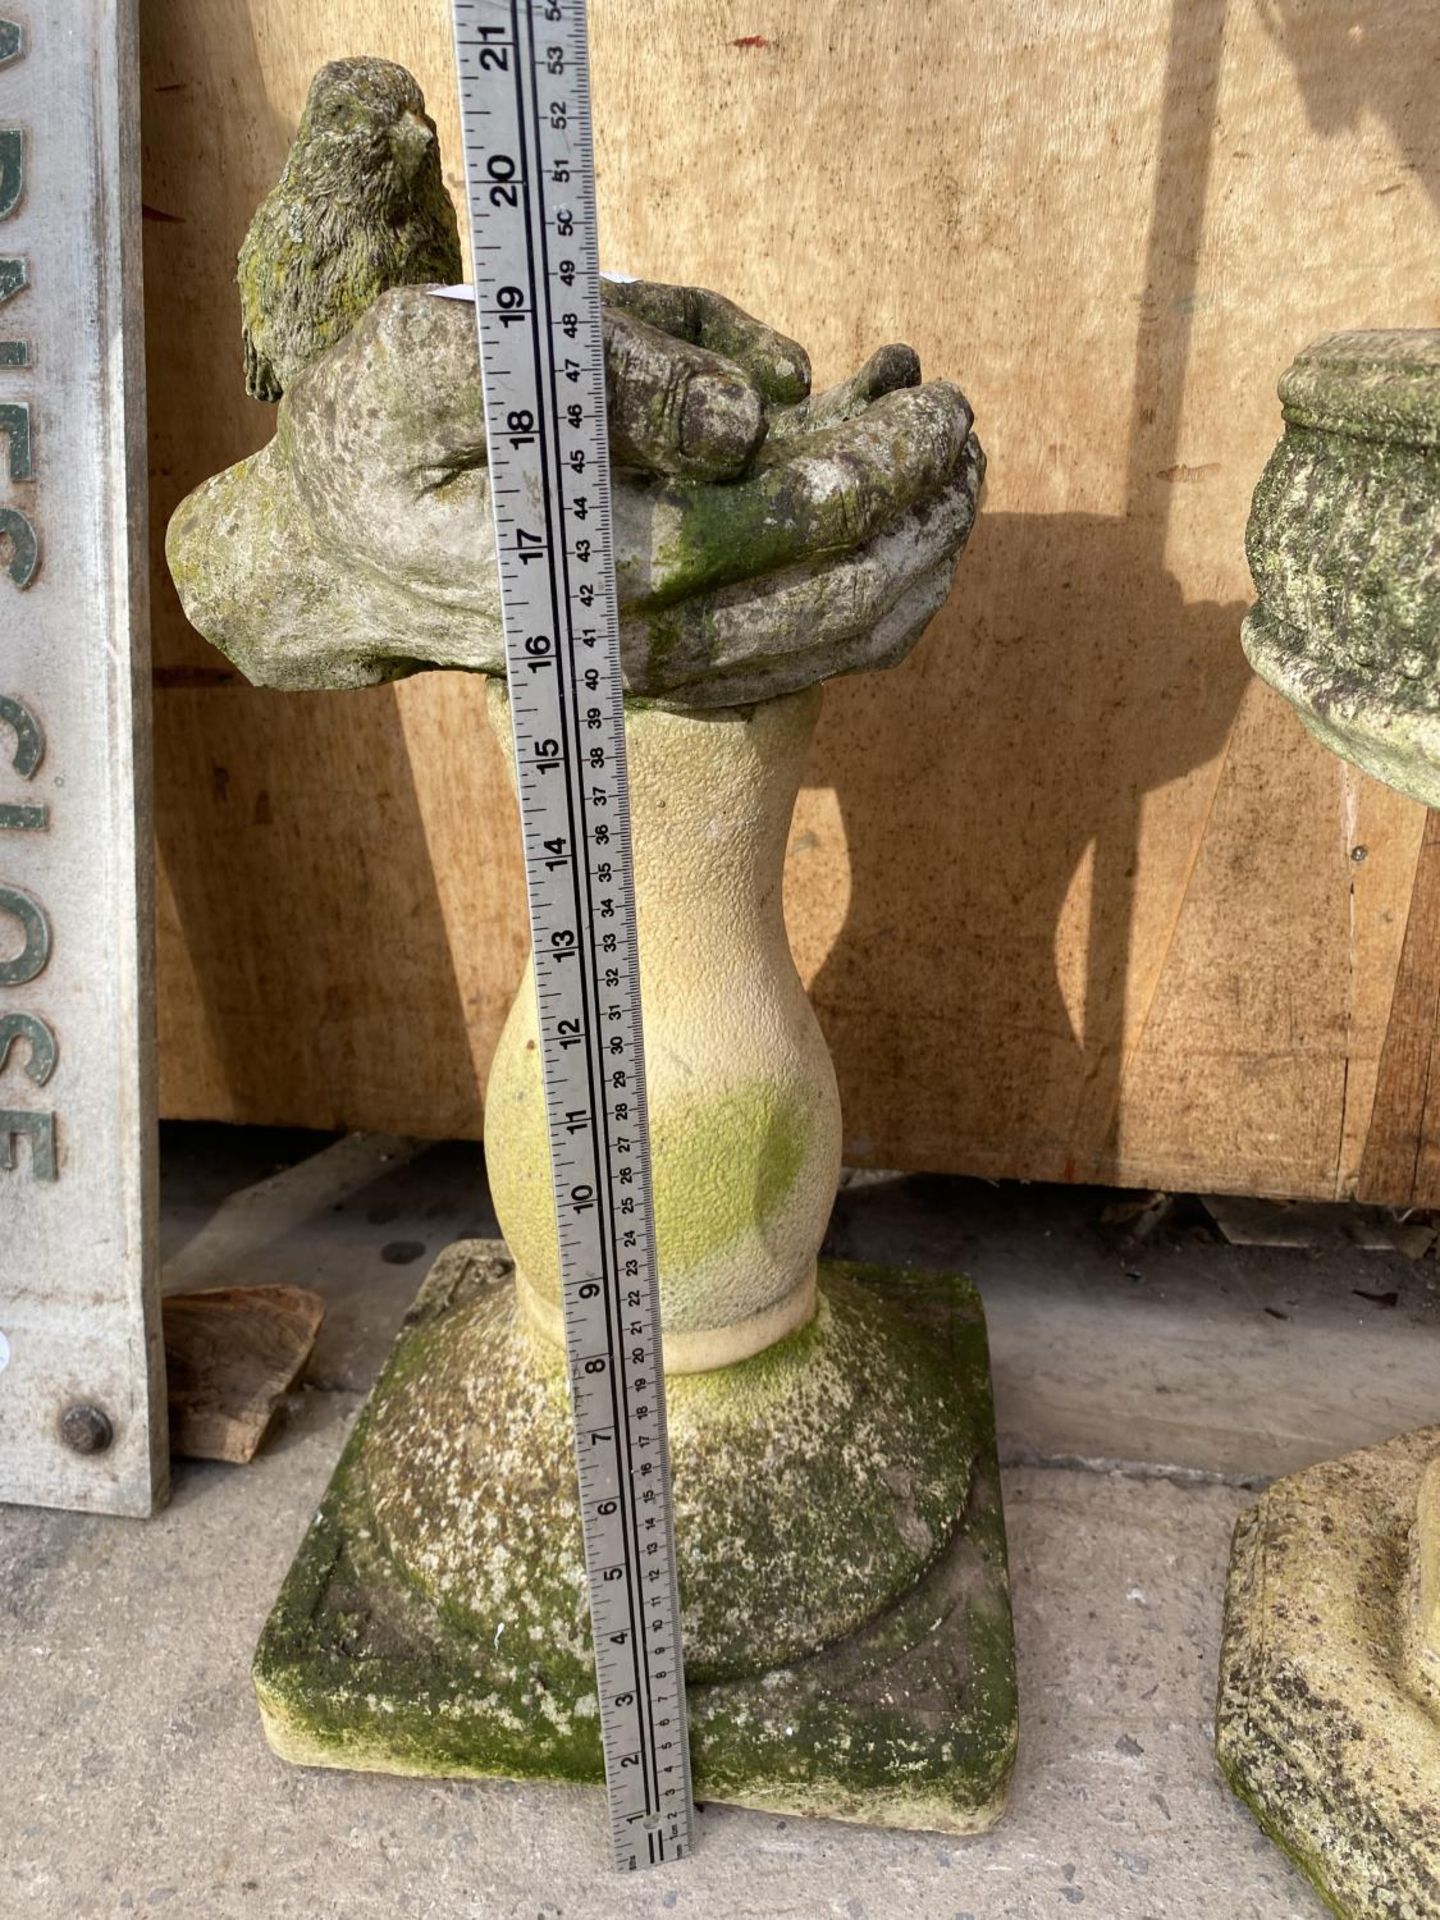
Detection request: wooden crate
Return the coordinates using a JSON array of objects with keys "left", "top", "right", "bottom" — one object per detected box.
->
[{"left": 139, "top": 0, "right": 1440, "bottom": 1201}]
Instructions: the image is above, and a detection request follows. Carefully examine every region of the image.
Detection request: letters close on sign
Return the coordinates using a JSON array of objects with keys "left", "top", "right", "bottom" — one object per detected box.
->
[
  {"left": 0, "top": 2, "right": 166, "bottom": 1515},
  {"left": 1, "top": 16, "right": 52, "bottom": 1172}
]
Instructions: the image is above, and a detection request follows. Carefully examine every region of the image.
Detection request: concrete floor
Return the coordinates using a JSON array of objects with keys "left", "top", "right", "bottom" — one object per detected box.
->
[{"left": 6, "top": 1126, "right": 1440, "bottom": 1919}]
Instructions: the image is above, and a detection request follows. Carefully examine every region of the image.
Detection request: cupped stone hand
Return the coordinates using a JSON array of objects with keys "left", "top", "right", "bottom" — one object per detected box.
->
[{"left": 168, "top": 279, "right": 983, "bottom": 708}]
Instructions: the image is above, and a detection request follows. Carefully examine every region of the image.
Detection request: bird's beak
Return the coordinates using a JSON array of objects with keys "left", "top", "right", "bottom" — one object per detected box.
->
[{"left": 390, "top": 111, "right": 435, "bottom": 181}]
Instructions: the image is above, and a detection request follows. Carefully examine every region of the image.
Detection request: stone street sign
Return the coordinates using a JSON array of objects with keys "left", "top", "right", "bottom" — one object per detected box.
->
[{"left": 0, "top": 1, "right": 165, "bottom": 1513}]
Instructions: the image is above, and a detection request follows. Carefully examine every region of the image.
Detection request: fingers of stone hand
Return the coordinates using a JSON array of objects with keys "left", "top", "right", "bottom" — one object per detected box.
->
[
  {"left": 682, "top": 286, "right": 811, "bottom": 407},
  {"left": 602, "top": 277, "right": 810, "bottom": 407},
  {"left": 620, "top": 380, "right": 976, "bottom": 609},
  {"left": 763, "top": 379, "right": 975, "bottom": 550},
  {"left": 619, "top": 463, "right": 980, "bottom": 707},
  {"left": 767, "top": 343, "right": 923, "bottom": 443},
  {"left": 857, "top": 343, "right": 923, "bottom": 401},
  {"left": 604, "top": 306, "right": 766, "bottom": 482}
]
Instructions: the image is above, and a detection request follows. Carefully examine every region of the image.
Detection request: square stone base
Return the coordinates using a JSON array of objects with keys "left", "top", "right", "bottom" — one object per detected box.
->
[
  {"left": 1216, "top": 1424, "right": 1440, "bottom": 1918},
  {"left": 254, "top": 1248, "right": 1017, "bottom": 1835}
]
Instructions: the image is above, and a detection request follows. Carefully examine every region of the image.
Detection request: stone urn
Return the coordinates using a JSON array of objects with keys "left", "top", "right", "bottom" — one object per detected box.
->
[
  {"left": 1219, "top": 331, "right": 1440, "bottom": 1918},
  {"left": 1242, "top": 331, "right": 1440, "bottom": 805},
  {"left": 168, "top": 133, "right": 1016, "bottom": 1826}
]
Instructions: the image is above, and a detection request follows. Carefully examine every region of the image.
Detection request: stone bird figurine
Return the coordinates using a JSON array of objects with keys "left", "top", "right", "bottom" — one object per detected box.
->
[{"left": 238, "top": 57, "right": 462, "bottom": 402}]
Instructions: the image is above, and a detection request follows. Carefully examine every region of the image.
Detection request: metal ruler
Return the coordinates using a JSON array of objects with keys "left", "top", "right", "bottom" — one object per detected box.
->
[{"left": 450, "top": 0, "right": 693, "bottom": 1870}]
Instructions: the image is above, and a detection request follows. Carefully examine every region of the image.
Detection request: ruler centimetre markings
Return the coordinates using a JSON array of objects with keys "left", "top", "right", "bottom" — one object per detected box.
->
[{"left": 450, "top": 0, "right": 694, "bottom": 1870}]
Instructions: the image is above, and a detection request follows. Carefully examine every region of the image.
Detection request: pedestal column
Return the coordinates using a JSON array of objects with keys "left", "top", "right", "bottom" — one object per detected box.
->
[
  {"left": 354, "top": 686, "right": 977, "bottom": 1682},
  {"left": 485, "top": 680, "right": 840, "bottom": 1373},
  {"left": 251, "top": 688, "right": 1016, "bottom": 1834}
]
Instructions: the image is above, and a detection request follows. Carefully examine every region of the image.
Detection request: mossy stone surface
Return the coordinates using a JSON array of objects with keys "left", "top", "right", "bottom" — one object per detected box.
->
[
  {"left": 167, "top": 284, "right": 982, "bottom": 709},
  {"left": 253, "top": 1246, "right": 1017, "bottom": 1835},
  {"left": 359, "top": 1251, "right": 972, "bottom": 1683},
  {"left": 1216, "top": 1424, "right": 1440, "bottom": 1919},
  {"left": 1241, "top": 330, "right": 1440, "bottom": 806},
  {"left": 236, "top": 58, "right": 462, "bottom": 403}
]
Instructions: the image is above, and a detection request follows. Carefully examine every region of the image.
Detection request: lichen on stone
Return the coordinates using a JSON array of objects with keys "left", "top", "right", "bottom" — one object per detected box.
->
[
  {"left": 358, "top": 1251, "right": 976, "bottom": 1685},
  {"left": 1217, "top": 1424, "right": 1440, "bottom": 1919},
  {"left": 253, "top": 1246, "right": 1018, "bottom": 1832},
  {"left": 1242, "top": 330, "right": 1440, "bottom": 806},
  {"left": 168, "top": 280, "right": 983, "bottom": 707}
]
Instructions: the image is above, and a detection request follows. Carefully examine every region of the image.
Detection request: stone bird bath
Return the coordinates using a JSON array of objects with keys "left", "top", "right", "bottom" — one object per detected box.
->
[{"left": 169, "top": 270, "right": 1017, "bottom": 1834}]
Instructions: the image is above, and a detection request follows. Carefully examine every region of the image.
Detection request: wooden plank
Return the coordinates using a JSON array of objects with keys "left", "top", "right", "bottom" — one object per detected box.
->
[
  {"left": 1336, "top": 766, "right": 1430, "bottom": 1196},
  {"left": 1084, "top": 687, "right": 1416, "bottom": 1198},
  {"left": 138, "top": 0, "right": 1440, "bottom": 1200},
  {"left": 152, "top": 674, "right": 524, "bottom": 1138},
  {"left": 0, "top": 1, "right": 166, "bottom": 1515},
  {"left": 1358, "top": 810, "right": 1440, "bottom": 1207}
]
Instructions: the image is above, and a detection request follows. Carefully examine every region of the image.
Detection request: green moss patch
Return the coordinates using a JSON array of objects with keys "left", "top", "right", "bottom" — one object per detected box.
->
[{"left": 253, "top": 1248, "right": 1017, "bottom": 1833}]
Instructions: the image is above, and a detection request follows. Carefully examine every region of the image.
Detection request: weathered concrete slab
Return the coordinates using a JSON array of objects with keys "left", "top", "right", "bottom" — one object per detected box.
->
[
  {"left": 0, "top": 1407, "right": 1320, "bottom": 1919},
  {"left": 0, "top": 1133, "right": 1365, "bottom": 1916},
  {"left": 156, "top": 1143, "right": 1440, "bottom": 1488},
  {"left": 157, "top": 1127, "right": 498, "bottom": 1391},
  {"left": 827, "top": 1172, "right": 1440, "bottom": 1482}
]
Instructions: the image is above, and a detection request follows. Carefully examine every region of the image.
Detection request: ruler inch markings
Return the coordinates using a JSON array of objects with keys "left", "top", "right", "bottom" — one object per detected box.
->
[{"left": 450, "top": 0, "right": 693, "bottom": 1870}]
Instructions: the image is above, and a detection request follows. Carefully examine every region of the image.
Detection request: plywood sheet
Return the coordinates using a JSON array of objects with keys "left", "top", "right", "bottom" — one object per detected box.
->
[
  {"left": 1358, "top": 810, "right": 1440, "bottom": 1205},
  {"left": 140, "top": 0, "right": 1440, "bottom": 1200}
]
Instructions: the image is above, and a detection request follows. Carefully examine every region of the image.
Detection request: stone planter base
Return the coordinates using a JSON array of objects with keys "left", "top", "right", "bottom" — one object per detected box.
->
[
  {"left": 1242, "top": 605, "right": 1440, "bottom": 810},
  {"left": 1216, "top": 1425, "right": 1440, "bottom": 1919},
  {"left": 254, "top": 1243, "right": 1017, "bottom": 1836}
]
